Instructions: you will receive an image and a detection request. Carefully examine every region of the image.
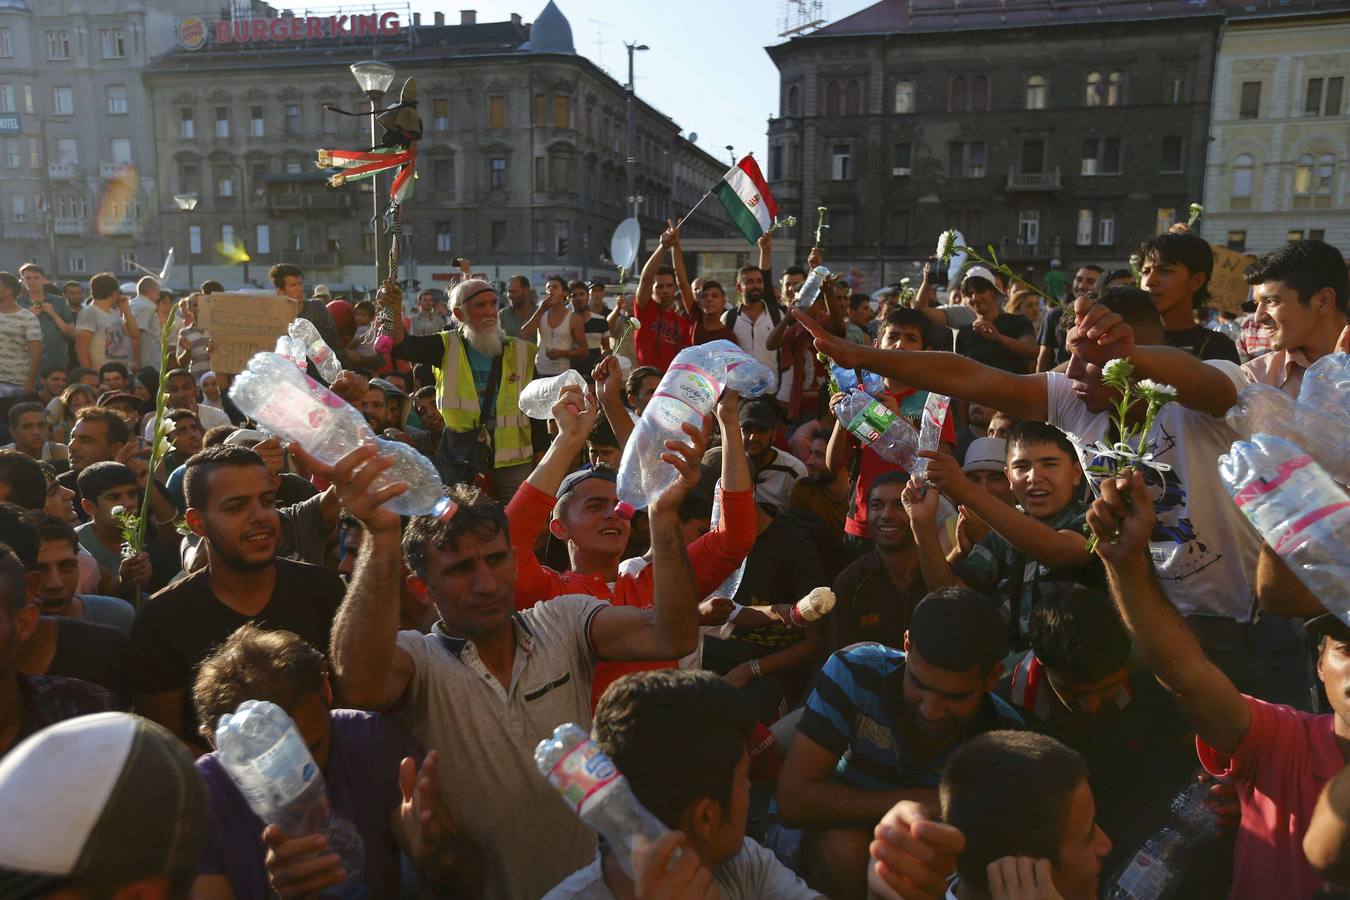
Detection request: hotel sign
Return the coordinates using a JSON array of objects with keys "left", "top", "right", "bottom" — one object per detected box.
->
[{"left": 178, "top": 12, "right": 402, "bottom": 49}]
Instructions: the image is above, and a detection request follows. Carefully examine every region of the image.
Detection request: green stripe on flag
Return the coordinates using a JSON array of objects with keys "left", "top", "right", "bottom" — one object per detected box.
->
[{"left": 713, "top": 181, "right": 764, "bottom": 244}]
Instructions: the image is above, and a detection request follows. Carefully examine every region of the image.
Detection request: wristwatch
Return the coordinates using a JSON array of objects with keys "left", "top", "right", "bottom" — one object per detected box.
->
[{"left": 749, "top": 658, "right": 763, "bottom": 678}]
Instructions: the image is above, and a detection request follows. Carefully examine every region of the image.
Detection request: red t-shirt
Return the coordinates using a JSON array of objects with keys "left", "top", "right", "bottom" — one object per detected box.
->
[
  {"left": 635, "top": 301, "right": 691, "bottom": 371},
  {"left": 844, "top": 387, "right": 956, "bottom": 538}
]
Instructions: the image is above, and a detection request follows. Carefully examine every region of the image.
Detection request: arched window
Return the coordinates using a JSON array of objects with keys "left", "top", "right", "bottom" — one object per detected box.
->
[
  {"left": 1316, "top": 153, "right": 1335, "bottom": 193},
  {"left": 845, "top": 81, "right": 861, "bottom": 115},
  {"left": 1231, "top": 154, "right": 1254, "bottom": 197},
  {"left": 787, "top": 84, "right": 800, "bottom": 116},
  {"left": 1107, "top": 70, "right": 1126, "bottom": 106},
  {"left": 894, "top": 80, "right": 915, "bottom": 114},
  {"left": 1294, "top": 154, "right": 1314, "bottom": 194},
  {"left": 951, "top": 75, "right": 967, "bottom": 111},
  {"left": 972, "top": 75, "right": 988, "bottom": 111},
  {"left": 824, "top": 80, "right": 840, "bottom": 116},
  {"left": 1025, "top": 75, "right": 1046, "bottom": 110},
  {"left": 1085, "top": 71, "right": 1103, "bottom": 107}
]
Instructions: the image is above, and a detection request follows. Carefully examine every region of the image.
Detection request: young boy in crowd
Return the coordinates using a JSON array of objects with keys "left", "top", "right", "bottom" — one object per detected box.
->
[
  {"left": 903, "top": 420, "right": 1102, "bottom": 646},
  {"left": 1138, "top": 231, "right": 1240, "bottom": 363},
  {"left": 545, "top": 669, "right": 820, "bottom": 899},
  {"left": 74, "top": 461, "right": 150, "bottom": 601}
]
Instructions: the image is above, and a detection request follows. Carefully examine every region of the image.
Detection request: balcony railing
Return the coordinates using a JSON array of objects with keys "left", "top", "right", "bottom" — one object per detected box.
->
[
  {"left": 53, "top": 217, "right": 86, "bottom": 235},
  {"left": 265, "top": 193, "right": 354, "bottom": 213},
  {"left": 96, "top": 217, "right": 138, "bottom": 235},
  {"left": 1005, "top": 167, "right": 1062, "bottom": 191},
  {"left": 999, "top": 236, "right": 1063, "bottom": 259},
  {"left": 48, "top": 162, "right": 79, "bottom": 180},
  {"left": 100, "top": 161, "right": 134, "bottom": 180}
]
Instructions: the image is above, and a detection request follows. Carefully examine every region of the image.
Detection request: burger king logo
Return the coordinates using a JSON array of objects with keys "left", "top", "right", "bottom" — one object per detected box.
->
[{"left": 178, "top": 16, "right": 207, "bottom": 51}]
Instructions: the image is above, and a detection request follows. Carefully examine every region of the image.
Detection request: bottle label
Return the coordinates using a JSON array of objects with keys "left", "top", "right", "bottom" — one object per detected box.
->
[
  {"left": 649, "top": 363, "right": 720, "bottom": 429},
  {"left": 546, "top": 738, "right": 620, "bottom": 815},
  {"left": 1232, "top": 453, "right": 1350, "bottom": 554},
  {"left": 250, "top": 725, "right": 319, "bottom": 808},
  {"left": 846, "top": 398, "right": 897, "bottom": 446},
  {"left": 254, "top": 379, "right": 333, "bottom": 444}
]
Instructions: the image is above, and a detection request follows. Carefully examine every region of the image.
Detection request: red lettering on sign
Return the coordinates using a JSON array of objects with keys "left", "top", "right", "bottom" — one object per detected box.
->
[
  {"left": 379, "top": 11, "right": 401, "bottom": 35},
  {"left": 355, "top": 14, "right": 378, "bottom": 36},
  {"left": 251, "top": 18, "right": 267, "bottom": 41},
  {"left": 269, "top": 18, "right": 287, "bottom": 40},
  {"left": 215, "top": 20, "right": 232, "bottom": 43},
  {"left": 307, "top": 17, "right": 323, "bottom": 39}
]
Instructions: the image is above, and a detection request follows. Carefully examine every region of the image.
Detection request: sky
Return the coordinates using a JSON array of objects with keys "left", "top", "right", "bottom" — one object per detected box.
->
[{"left": 407, "top": 0, "right": 877, "bottom": 165}]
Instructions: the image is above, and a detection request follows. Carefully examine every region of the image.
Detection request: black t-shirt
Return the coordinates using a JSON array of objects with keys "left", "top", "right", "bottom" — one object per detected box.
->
[
  {"left": 48, "top": 616, "right": 131, "bottom": 705},
  {"left": 1037, "top": 306, "right": 1070, "bottom": 367},
  {"left": 127, "top": 557, "right": 345, "bottom": 735},
  {"left": 276, "top": 471, "right": 320, "bottom": 507},
  {"left": 827, "top": 550, "right": 925, "bottom": 654},
  {"left": 955, "top": 312, "right": 1034, "bottom": 373},
  {"left": 732, "top": 512, "right": 827, "bottom": 609},
  {"left": 1164, "top": 325, "right": 1241, "bottom": 363}
]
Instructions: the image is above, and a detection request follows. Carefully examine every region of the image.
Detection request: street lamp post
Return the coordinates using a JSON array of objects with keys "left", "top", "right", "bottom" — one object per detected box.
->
[
  {"left": 624, "top": 41, "right": 649, "bottom": 222},
  {"left": 174, "top": 193, "right": 198, "bottom": 290},
  {"left": 229, "top": 159, "right": 250, "bottom": 286},
  {"left": 350, "top": 60, "right": 395, "bottom": 288}
]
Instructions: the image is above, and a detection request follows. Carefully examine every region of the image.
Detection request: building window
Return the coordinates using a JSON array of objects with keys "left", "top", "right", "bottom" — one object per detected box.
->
[
  {"left": 1107, "top": 70, "right": 1126, "bottom": 106},
  {"left": 825, "top": 81, "right": 840, "bottom": 116},
  {"left": 284, "top": 104, "right": 300, "bottom": 133},
  {"left": 178, "top": 163, "right": 199, "bottom": 195},
  {"left": 215, "top": 107, "right": 229, "bottom": 138},
  {"left": 1305, "top": 77, "right": 1343, "bottom": 116},
  {"left": 188, "top": 225, "right": 201, "bottom": 255},
  {"left": 1020, "top": 139, "right": 1045, "bottom": 174},
  {"left": 972, "top": 75, "right": 989, "bottom": 111},
  {"left": 1167, "top": 69, "right": 1187, "bottom": 104},
  {"left": 1288, "top": 230, "right": 1304, "bottom": 242},
  {"left": 1160, "top": 136, "right": 1183, "bottom": 173},
  {"left": 1085, "top": 71, "right": 1103, "bottom": 107},
  {"left": 119, "top": 251, "right": 137, "bottom": 273},
  {"left": 220, "top": 224, "right": 235, "bottom": 252},
  {"left": 1310, "top": 229, "right": 1326, "bottom": 241},
  {"left": 52, "top": 87, "right": 73, "bottom": 116},
  {"left": 831, "top": 143, "right": 852, "bottom": 180},
  {"left": 110, "top": 138, "right": 131, "bottom": 164},
  {"left": 68, "top": 252, "right": 85, "bottom": 273},
  {"left": 217, "top": 169, "right": 234, "bottom": 197},
  {"left": 533, "top": 155, "right": 546, "bottom": 191},
  {"left": 488, "top": 96, "right": 506, "bottom": 129},
  {"left": 256, "top": 224, "right": 270, "bottom": 255},
  {"left": 4, "top": 140, "right": 18, "bottom": 168},
  {"left": 1294, "top": 154, "right": 1315, "bottom": 195},
  {"left": 100, "top": 29, "right": 126, "bottom": 59},
  {"left": 769, "top": 145, "right": 784, "bottom": 181},
  {"left": 1226, "top": 230, "right": 1247, "bottom": 252},
  {"left": 489, "top": 156, "right": 507, "bottom": 189},
  {"left": 1025, "top": 75, "right": 1046, "bottom": 110},
  {"left": 0, "top": 28, "right": 11, "bottom": 58},
  {"left": 1316, "top": 153, "right": 1334, "bottom": 192},
  {"left": 433, "top": 158, "right": 453, "bottom": 193},
  {"left": 1018, "top": 210, "right": 1040, "bottom": 245},
  {"left": 844, "top": 81, "right": 861, "bottom": 115},
  {"left": 950, "top": 76, "right": 967, "bottom": 111},
  {"left": 249, "top": 107, "right": 264, "bottom": 137},
  {"left": 46, "top": 30, "right": 70, "bottom": 60},
  {"left": 894, "top": 80, "right": 914, "bottom": 114},
  {"left": 1231, "top": 154, "right": 1254, "bottom": 201},
  {"left": 436, "top": 221, "right": 452, "bottom": 253},
  {"left": 1155, "top": 208, "right": 1176, "bottom": 234},
  {"left": 892, "top": 142, "right": 912, "bottom": 176},
  {"left": 967, "top": 142, "right": 987, "bottom": 177},
  {"left": 787, "top": 84, "right": 800, "bottom": 115},
  {"left": 10, "top": 194, "right": 26, "bottom": 222},
  {"left": 1239, "top": 82, "right": 1261, "bottom": 119},
  {"left": 1081, "top": 137, "right": 1121, "bottom": 175},
  {"left": 0, "top": 84, "right": 12, "bottom": 113},
  {"left": 23, "top": 85, "right": 31, "bottom": 113},
  {"left": 433, "top": 98, "right": 449, "bottom": 131},
  {"left": 1327, "top": 78, "right": 1345, "bottom": 116},
  {"left": 491, "top": 220, "right": 507, "bottom": 250},
  {"left": 180, "top": 108, "right": 195, "bottom": 139},
  {"left": 56, "top": 138, "right": 78, "bottom": 164},
  {"left": 553, "top": 94, "right": 569, "bottom": 128},
  {"left": 1076, "top": 209, "right": 1093, "bottom": 246},
  {"left": 1098, "top": 214, "right": 1116, "bottom": 246},
  {"left": 107, "top": 86, "right": 127, "bottom": 114},
  {"left": 948, "top": 142, "right": 964, "bottom": 177}
]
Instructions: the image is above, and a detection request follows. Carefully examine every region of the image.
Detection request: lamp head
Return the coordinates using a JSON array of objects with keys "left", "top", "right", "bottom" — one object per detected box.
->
[
  {"left": 174, "top": 193, "right": 199, "bottom": 211},
  {"left": 350, "top": 60, "right": 395, "bottom": 95}
]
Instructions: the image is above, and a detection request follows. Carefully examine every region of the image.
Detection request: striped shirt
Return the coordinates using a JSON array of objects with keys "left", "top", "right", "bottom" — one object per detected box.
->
[{"left": 798, "top": 643, "right": 1022, "bottom": 791}]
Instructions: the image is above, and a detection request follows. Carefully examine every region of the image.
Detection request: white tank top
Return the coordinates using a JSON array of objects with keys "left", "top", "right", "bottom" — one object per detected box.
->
[{"left": 535, "top": 308, "right": 574, "bottom": 375}]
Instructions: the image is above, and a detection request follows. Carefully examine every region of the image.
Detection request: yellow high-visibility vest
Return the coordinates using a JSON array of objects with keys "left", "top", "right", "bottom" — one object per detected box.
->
[{"left": 434, "top": 331, "right": 534, "bottom": 467}]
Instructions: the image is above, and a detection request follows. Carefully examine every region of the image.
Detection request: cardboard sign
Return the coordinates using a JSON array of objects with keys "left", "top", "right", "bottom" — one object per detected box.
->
[
  {"left": 1209, "top": 245, "right": 1257, "bottom": 314},
  {"left": 195, "top": 292, "right": 296, "bottom": 374}
]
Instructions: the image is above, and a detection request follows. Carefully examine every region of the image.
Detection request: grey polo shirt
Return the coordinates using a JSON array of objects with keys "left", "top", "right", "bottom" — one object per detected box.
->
[{"left": 393, "top": 593, "right": 607, "bottom": 900}]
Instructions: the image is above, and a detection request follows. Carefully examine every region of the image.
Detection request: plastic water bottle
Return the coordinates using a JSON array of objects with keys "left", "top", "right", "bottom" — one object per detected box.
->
[
  {"left": 1106, "top": 781, "right": 1217, "bottom": 899},
  {"left": 831, "top": 389, "right": 919, "bottom": 468},
  {"left": 289, "top": 317, "right": 342, "bottom": 383},
  {"left": 1293, "top": 352, "right": 1350, "bottom": 486},
  {"left": 832, "top": 364, "right": 885, "bottom": 397},
  {"left": 518, "top": 369, "right": 588, "bottom": 420},
  {"left": 215, "top": 700, "right": 367, "bottom": 897},
  {"left": 1226, "top": 383, "right": 1296, "bottom": 441},
  {"left": 535, "top": 723, "right": 668, "bottom": 879},
  {"left": 230, "top": 352, "right": 454, "bottom": 518},
  {"left": 911, "top": 393, "right": 952, "bottom": 481},
  {"left": 795, "top": 266, "right": 831, "bottom": 311},
  {"left": 616, "top": 342, "right": 773, "bottom": 508},
  {"left": 274, "top": 334, "right": 308, "bottom": 370},
  {"left": 1219, "top": 433, "right": 1350, "bottom": 609},
  {"left": 789, "top": 587, "right": 837, "bottom": 627}
]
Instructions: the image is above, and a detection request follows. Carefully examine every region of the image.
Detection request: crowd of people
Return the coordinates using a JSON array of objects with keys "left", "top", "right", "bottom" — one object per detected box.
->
[{"left": 0, "top": 220, "right": 1347, "bottom": 900}]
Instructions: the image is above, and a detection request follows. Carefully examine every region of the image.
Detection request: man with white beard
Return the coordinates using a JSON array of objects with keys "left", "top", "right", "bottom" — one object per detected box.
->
[{"left": 387, "top": 278, "right": 537, "bottom": 502}]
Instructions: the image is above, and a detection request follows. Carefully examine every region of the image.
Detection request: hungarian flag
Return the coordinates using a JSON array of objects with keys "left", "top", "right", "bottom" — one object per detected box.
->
[{"left": 713, "top": 156, "right": 779, "bottom": 244}]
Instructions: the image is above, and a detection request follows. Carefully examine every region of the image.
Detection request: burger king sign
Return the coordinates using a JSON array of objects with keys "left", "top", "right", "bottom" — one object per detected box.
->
[{"left": 177, "top": 16, "right": 207, "bottom": 51}]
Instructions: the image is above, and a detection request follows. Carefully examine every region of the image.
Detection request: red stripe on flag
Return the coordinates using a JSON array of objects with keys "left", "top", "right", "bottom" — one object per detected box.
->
[{"left": 735, "top": 156, "right": 778, "bottom": 220}]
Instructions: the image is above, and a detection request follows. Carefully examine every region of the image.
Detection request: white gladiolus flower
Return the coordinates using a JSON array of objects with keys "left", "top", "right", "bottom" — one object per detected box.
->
[
  {"left": 1136, "top": 379, "right": 1178, "bottom": 400},
  {"left": 1102, "top": 358, "right": 1133, "bottom": 383}
]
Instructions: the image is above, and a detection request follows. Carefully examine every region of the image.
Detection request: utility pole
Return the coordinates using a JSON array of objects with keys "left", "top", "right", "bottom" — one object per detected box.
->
[{"left": 624, "top": 40, "right": 648, "bottom": 222}]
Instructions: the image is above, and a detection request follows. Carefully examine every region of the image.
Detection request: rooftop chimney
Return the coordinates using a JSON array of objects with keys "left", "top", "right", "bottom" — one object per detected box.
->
[
  {"left": 413, "top": 11, "right": 421, "bottom": 25},
  {"left": 511, "top": 13, "right": 522, "bottom": 27},
  {"left": 461, "top": 10, "right": 477, "bottom": 25},
  {"left": 434, "top": 11, "right": 445, "bottom": 26}
]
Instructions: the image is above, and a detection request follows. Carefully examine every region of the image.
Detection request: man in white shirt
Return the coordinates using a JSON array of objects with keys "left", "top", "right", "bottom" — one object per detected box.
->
[
  {"left": 75, "top": 273, "right": 139, "bottom": 371},
  {"left": 0, "top": 272, "right": 43, "bottom": 396},
  {"left": 142, "top": 368, "right": 231, "bottom": 438},
  {"left": 128, "top": 276, "right": 162, "bottom": 371},
  {"left": 725, "top": 265, "right": 785, "bottom": 391}
]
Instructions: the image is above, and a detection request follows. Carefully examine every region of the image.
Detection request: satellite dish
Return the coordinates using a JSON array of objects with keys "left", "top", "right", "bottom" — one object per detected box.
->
[
  {"left": 610, "top": 218, "right": 640, "bottom": 272},
  {"left": 688, "top": 131, "right": 698, "bottom": 143}
]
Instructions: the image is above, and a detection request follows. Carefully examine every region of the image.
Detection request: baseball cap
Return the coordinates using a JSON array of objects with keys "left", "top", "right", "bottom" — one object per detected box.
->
[
  {"left": 556, "top": 465, "right": 617, "bottom": 500},
  {"left": 738, "top": 399, "right": 778, "bottom": 430},
  {"left": 96, "top": 391, "right": 141, "bottom": 409},
  {"left": 961, "top": 265, "right": 1002, "bottom": 291},
  {"left": 369, "top": 377, "right": 406, "bottom": 400},
  {"left": 962, "top": 437, "right": 1007, "bottom": 474},
  {"left": 312, "top": 284, "right": 332, "bottom": 299},
  {"left": 1306, "top": 614, "right": 1350, "bottom": 644},
  {"left": 0, "top": 713, "right": 208, "bottom": 899},
  {"left": 223, "top": 428, "right": 266, "bottom": 447}
]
